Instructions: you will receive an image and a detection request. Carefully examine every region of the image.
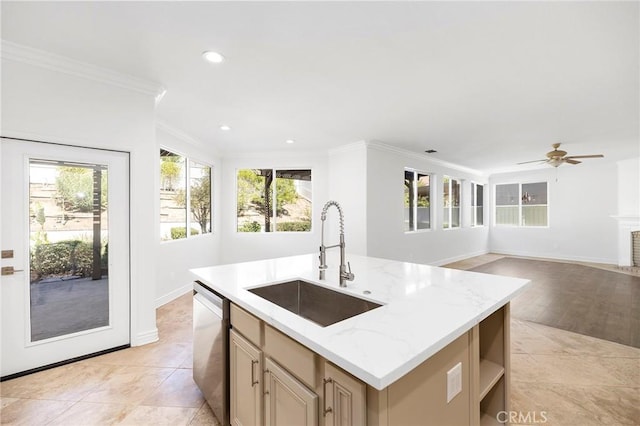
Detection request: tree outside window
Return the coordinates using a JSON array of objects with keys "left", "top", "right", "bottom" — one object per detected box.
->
[
  {"left": 404, "top": 169, "right": 430, "bottom": 232},
  {"left": 160, "top": 150, "right": 212, "bottom": 241},
  {"left": 237, "top": 169, "right": 311, "bottom": 232}
]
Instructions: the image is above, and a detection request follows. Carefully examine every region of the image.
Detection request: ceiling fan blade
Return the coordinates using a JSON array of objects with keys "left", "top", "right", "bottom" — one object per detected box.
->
[
  {"left": 564, "top": 154, "right": 604, "bottom": 159},
  {"left": 565, "top": 159, "right": 582, "bottom": 164},
  {"left": 517, "top": 159, "right": 547, "bottom": 165}
]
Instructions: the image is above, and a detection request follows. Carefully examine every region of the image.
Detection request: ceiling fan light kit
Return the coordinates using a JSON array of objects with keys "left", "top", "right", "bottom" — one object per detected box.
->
[{"left": 518, "top": 143, "right": 604, "bottom": 168}]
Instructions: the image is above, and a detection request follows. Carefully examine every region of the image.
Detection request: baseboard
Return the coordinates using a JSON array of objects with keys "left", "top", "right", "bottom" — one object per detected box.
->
[
  {"left": 132, "top": 328, "right": 159, "bottom": 346},
  {"left": 489, "top": 249, "right": 617, "bottom": 266},
  {"left": 155, "top": 282, "right": 193, "bottom": 308},
  {"left": 431, "top": 249, "right": 491, "bottom": 267}
]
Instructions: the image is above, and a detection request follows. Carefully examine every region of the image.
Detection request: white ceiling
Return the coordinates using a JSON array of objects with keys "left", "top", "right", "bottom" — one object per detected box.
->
[{"left": 2, "top": 1, "right": 638, "bottom": 173}]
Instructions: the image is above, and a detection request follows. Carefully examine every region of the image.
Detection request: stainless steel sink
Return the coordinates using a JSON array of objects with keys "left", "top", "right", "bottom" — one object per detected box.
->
[{"left": 248, "top": 280, "right": 382, "bottom": 327}]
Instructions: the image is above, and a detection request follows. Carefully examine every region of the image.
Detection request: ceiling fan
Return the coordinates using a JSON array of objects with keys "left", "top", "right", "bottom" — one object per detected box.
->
[{"left": 518, "top": 143, "right": 604, "bottom": 167}]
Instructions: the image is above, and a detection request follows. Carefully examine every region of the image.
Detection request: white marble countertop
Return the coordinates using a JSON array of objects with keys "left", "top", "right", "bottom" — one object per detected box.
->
[{"left": 190, "top": 253, "right": 529, "bottom": 390}]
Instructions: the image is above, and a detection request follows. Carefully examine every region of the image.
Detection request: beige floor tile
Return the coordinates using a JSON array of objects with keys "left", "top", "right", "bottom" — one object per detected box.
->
[
  {"left": 189, "top": 402, "right": 221, "bottom": 426},
  {"left": 46, "top": 401, "right": 136, "bottom": 426},
  {"left": 0, "top": 398, "right": 74, "bottom": 425},
  {"left": 511, "top": 381, "right": 640, "bottom": 425},
  {"left": 0, "top": 362, "right": 118, "bottom": 401},
  {"left": 525, "top": 320, "right": 640, "bottom": 358},
  {"left": 512, "top": 353, "right": 639, "bottom": 387},
  {"left": 0, "top": 397, "right": 20, "bottom": 409},
  {"left": 80, "top": 366, "right": 175, "bottom": 405},
  {"left": 85, "top": 341, "right": 191, "bottom": 369},
  {"left": 117, "top": 405, "right": 199, "bottom": 426},
  {"left": 159, "top": 322, "right": 193, "bottom": 344},
  {"left": 511, "top": 319, "right": 571, "bottom": 355},
  {"left": 141, "top": 368, "right": 204, "bottom": 408}
]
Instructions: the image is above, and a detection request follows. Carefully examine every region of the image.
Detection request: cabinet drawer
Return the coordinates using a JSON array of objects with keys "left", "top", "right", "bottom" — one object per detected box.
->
[
  {"left": 231, "top": 303, "right": 262, "bottom": 345},
  {"left": 264, "top": 324, "right": 316, "bottom": 388}
]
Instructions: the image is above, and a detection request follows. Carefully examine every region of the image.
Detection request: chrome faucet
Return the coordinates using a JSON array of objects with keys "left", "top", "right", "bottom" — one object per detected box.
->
[{"left": 319, "top": 200, "right": 355, "bottom": 287}]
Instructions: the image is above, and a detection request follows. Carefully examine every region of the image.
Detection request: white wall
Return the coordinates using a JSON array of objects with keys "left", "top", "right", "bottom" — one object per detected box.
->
[
  {"left": 1, "top": 48, "right": 161, "bottom": 345},
  {"left": 617, "top": 157, "right": 640, "bottom": 217},
  {"left": 155, "top": 125, "right": 221, "bottom": 306},
  {"left": 613, "top": 157, "right": 640, "bottom": 266},
  {"left": 219, "top": 151, "right": 329, "bottom": 264},
  {"left": 489, "top": 162, "right": 619, "bottom": 264},
  {"left": 328, "top": 142, "right": 368, "bottom": 255},
  {"left": 365, "top": 142, "right": 490, "bottom": 265}
]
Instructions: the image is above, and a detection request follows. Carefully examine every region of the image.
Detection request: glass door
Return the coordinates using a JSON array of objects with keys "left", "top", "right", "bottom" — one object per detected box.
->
[{"left": 1, "top": 138, "right": 130, "bottom": 378}]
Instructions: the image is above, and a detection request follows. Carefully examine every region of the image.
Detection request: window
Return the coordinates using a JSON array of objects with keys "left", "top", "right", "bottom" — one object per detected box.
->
[
  {"left": 404, "top": 170, "right": 430, "bottom": 232},
  {"left": 471, "top": 182, "right": 484, "bottom": 227},
  {"left": 160, "top": 149, "right": 212, "bottom": 241},
  {"left": 443, "top": 176, "right": 461, "bottom": 229},
  {"left": 237, "top": 169, "right": 312, "bottom": 232},
  {"left": 495, "top": 182, "right": 548, "bottom": 227}
]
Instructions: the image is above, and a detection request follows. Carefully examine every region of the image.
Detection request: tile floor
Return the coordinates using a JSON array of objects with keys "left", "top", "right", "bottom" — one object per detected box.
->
[
  {"left": 1, "top": 254, "right": 639, "bottom": 425},
  {"left": 1, "top": 294, "right": 219, "bottom": 426}
]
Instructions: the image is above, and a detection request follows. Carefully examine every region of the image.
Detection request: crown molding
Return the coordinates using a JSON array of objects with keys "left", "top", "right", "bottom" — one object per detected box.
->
[
  {"left": 365, "top": 140, "right": 485, "bottom": 176},
  {"left": 157, "top": 121, "right": 227, "bottom": 159},
  {"left": 156, "top": 121, "right": 207, "bottom": 148},
  {"left": 328, "top": 140, "right": 367, "bottom": 156},
  {"left": 1, "top": 40, "right": 165, "bottom": 99}
]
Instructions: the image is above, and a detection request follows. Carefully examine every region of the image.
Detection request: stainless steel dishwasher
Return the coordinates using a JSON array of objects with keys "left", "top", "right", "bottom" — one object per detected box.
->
[{"left": 193, "top": 281, "right": 230, "bottom": 426}]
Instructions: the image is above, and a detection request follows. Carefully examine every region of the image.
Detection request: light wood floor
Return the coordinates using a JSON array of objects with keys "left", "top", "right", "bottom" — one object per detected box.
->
[{"left": 1, "top": 254, "right": 639, "bottom": 425}]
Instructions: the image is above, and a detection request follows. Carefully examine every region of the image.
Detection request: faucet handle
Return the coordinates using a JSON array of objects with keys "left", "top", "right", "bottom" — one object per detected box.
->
[{"left": 346, "top": 262, "right": 355, "bottom": 281}]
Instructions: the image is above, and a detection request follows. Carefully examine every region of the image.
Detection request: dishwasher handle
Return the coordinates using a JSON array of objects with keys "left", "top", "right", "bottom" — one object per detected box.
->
[{"left": 194, "top": 292, "right": 223, "bottom": 318}]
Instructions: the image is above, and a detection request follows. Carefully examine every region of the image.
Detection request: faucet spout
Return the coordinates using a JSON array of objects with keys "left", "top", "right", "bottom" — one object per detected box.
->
[{"left": 319, "top": 201, "right": 355, "bottom": 287}]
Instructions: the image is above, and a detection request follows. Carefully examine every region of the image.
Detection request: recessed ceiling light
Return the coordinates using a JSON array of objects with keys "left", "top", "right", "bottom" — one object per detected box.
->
[
  {"left": 285, "top": 139, "right": 295, "bottom": 144},
  {"left": 220, "top": 125, "right": 231, "bottom": 131},
  {"left": 202, "top": 50, "right": 225, "bottom": 64}
]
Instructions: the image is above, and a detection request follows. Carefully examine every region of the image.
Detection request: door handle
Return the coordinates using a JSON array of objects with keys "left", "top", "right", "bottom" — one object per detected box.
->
[{"left": 1, "top": 266, "right": 24, "bottom": 276}]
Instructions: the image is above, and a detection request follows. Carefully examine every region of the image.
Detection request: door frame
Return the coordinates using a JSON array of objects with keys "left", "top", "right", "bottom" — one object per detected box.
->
[{"left": 0, "top": 136, "right": 132, "bottom": 380}]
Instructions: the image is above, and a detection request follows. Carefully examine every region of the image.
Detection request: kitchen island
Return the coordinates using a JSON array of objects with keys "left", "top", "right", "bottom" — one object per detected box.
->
[{"left": 191, "top": 253, "right": 529, "bottom": 426}]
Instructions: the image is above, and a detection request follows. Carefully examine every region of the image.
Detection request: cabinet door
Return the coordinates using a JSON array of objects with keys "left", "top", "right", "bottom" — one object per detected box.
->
[
  {"left": 323, "top": 362, "right": 366, "bottom": 426},
  {"left": 230, "top": 329, "right": 263, "bottom": 426},
  {"left": 264, "top": 357, "right": 318, "bottom": 426}
]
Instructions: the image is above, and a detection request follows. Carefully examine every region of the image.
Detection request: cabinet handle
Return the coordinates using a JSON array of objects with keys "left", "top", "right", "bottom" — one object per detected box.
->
[
  {"left": 251, "top": 360, "right": 259, "bottom": 386},
  {"left": 323, "top": 377, "right": 333, "bottom": 416},
  {"left": 263, "top": 369, "right": 269, "bottom": 394}
]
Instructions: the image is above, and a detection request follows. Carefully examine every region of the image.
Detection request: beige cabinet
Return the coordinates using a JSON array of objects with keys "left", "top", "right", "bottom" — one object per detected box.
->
[
  {"left": 230, "top": 329, "right": 263, "bottom": 426},
  {"left": 473, "top": 303, "right": 510, "bottom": 426},
  {"left": 264, "top": 357, "right": 318, "bottom": 426},
  {"left": 322, "top": 362, "right": 366, "bottom": 426},
  {"left": 230, "top": 301, "right": 512, "bottom": 426}
]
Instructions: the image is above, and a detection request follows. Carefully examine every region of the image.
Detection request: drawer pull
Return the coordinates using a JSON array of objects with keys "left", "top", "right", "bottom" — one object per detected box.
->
[
  {"left": 251, "top": 360, "right": 259, "bottom": 386},
  {"left": 323, "top": 377, "right": 333, "bottom": 416}
]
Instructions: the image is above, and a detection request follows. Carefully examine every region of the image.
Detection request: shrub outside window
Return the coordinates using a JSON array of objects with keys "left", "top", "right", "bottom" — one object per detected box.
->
[
  {"left": 160, "top": 149, "right": 212, "bottom": 241},
  {"left": 495, "top": 182, "right": 548, "bottom": 227},
  {"left": 237, "top": 169, "right": 312, "bottom": 232},
  {"left": 404, "top": 169, "right": 430, "bottom": 232},
  {"left": 471, "top": 182, "right": 484, "bottom": 227},
  {"left": 443, "top": 176, "right": 461, "bottom": 229}
]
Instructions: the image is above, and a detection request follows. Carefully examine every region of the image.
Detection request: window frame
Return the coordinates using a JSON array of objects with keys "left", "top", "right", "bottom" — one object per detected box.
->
[
  {"left": 404, "top": 168, "right": 432, "bottom": 233},
  {"left": 442, "top": 175, "right": 461, "bottom": 230},
  {"left": 159, "top": 148, "right": 213, "bottom": 242},
  {"left": 471, "top": 182, "right": 485, "bottom": 227},
  {"left": 235, "top": 167, "right": 313, "bottom": 233},
  {"left": 493, "top": 181, "right": 549, "bottom": 228}
]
